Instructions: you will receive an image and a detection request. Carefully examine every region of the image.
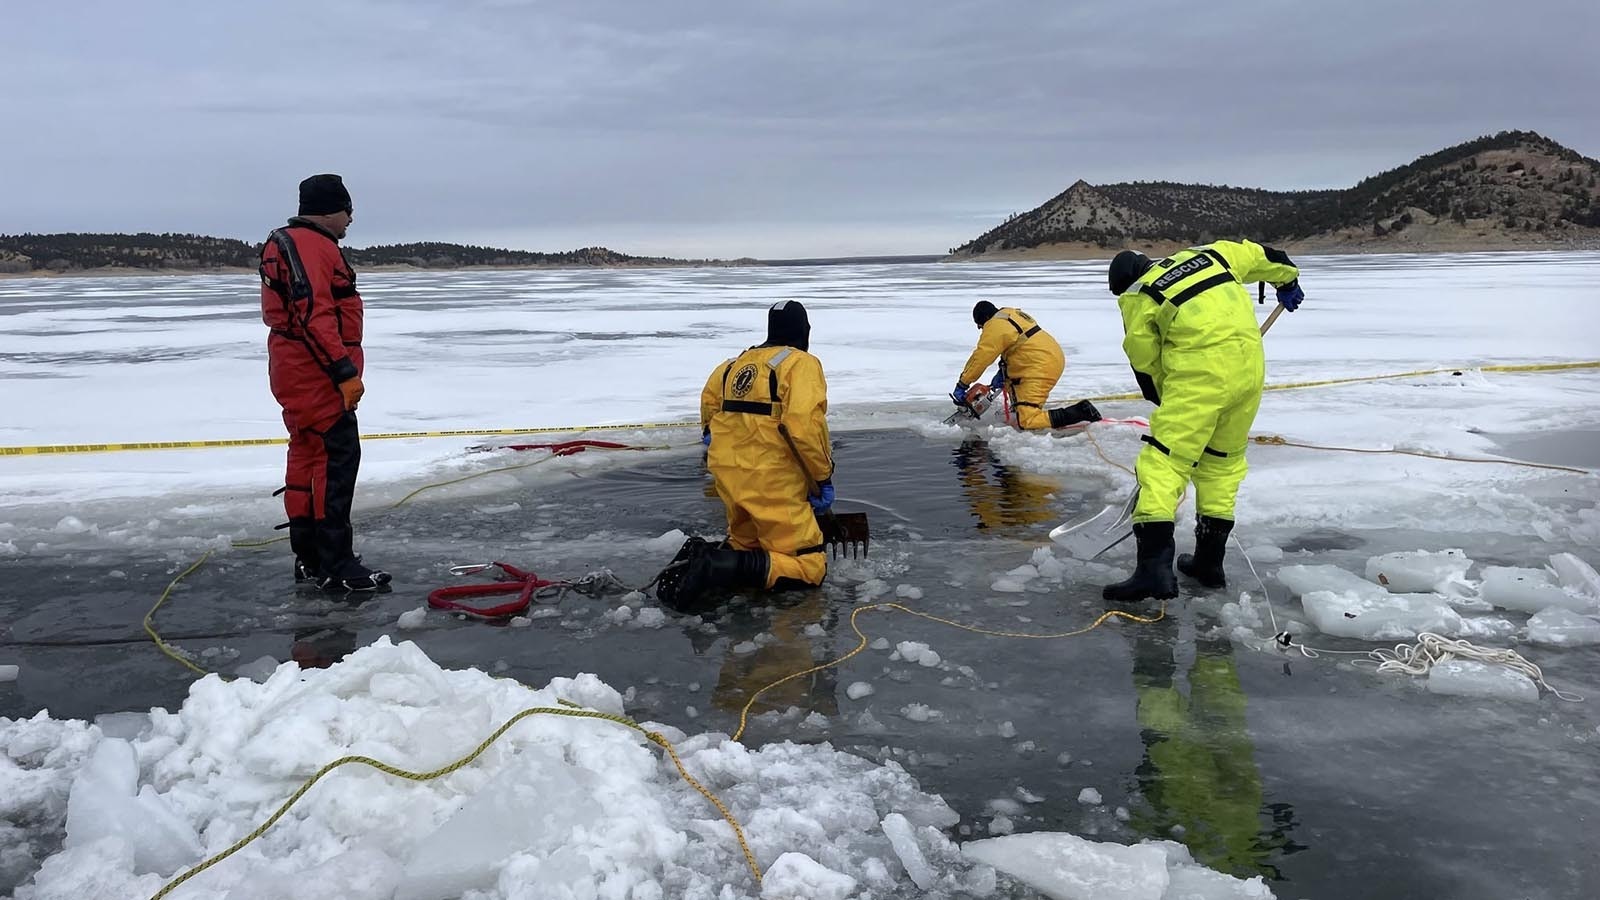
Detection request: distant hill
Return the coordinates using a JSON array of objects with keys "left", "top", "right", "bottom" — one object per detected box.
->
[
  {"left": 950, "top": 130, "right": 1600, "bottom": 258},
  {"left": 0, "top": 233, "right": 711, "bottom": 274}
]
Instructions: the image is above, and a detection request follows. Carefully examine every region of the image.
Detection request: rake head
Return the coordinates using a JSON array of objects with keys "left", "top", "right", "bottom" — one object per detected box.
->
[{"left": 819, "top": 511, "right": 870, "bottom": 559}]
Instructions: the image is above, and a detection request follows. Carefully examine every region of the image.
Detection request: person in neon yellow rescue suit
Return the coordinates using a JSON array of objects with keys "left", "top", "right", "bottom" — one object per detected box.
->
[
  {"left": 1102, "top": 241, "right": 1304, "bottom": 602},
  {"left": 951, "top": 301, "right": 1101, "bottom": 430},
  {"left": 673, "top": 301, "right": 833, "bottom": 609}
]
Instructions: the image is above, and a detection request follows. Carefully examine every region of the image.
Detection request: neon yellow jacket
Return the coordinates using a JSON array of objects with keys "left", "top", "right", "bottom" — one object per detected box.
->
[
  {"left": 1117, "top": 240, "right": 1297, "bottom": 403},
  {"left": 703, "top": 344, "right": 832, "bottom": 483}
]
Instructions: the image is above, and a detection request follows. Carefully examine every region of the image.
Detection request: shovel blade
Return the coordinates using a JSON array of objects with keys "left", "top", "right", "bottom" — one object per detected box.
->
[{"left": 819, "top": 512, "right": 871, "bottom": 559}]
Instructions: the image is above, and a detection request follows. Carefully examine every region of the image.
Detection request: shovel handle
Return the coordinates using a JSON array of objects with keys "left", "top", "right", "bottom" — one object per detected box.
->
[
  {"left": 777, "top": 424, "right": 821, "bottom": 494},
  {"left": 1260, "top": 303, "right": 1286, "bottom": 336}
]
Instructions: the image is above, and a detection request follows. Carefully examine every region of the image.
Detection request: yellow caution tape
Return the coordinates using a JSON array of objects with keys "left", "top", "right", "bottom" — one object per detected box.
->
[
  {"left": 6, "top": 360, "right": 1598, "bottom": 457},
  {"left": 0, "top": 421, "right": 696, "bottom": 456}
]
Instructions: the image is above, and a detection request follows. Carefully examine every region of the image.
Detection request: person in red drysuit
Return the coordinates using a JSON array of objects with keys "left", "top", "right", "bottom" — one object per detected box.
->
[{"left": 260, "top": 174, "right": 390, "bottom": 592}]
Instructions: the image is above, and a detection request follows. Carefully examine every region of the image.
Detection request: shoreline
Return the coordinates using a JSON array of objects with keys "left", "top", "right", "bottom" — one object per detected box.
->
[
  {"left": 942, "top": 237, "right": 1600, "bottom": 262},
  {"left": 2, "top": 241, "right": 1596, "bottom": 280}
]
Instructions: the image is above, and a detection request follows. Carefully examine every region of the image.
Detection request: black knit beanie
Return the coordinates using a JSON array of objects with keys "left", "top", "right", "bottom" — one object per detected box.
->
[
  {"left": 972, "top": 300, "right": 999, "bottom": 326},
  {"left": 298, "top": 174, "right": 352, "bottom": 216}
]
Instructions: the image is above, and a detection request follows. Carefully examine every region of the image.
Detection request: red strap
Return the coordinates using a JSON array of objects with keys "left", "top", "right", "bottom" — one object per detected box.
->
[{"left": 427, "top": 562, "right": 555, "bottom": 619}]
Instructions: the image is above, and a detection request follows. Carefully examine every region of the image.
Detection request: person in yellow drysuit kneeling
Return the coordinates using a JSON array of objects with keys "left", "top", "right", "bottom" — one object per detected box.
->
[
  {"left": 951, "top": 301, "right": 1101, "bottom": 430},
  {"left": 1102, "top": 241, "right": 1304, "bottom": 602},
  {"left": 669, "top": 300, "right": 833, "bottom": 611}
]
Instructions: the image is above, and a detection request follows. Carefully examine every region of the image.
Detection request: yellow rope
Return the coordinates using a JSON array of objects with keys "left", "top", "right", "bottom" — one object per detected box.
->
[
  {"left": 1082, "top": 428, "right": 1135, "bottom": 476},
  {"left": 1250, "top": 434, "right": 1593, "bottom": 475},
  {"left": 1078, "top": 359, "right": 1600, "bottom": 405},
  {"left": 391, "top": 442, "right": 675, "bottom": 508},
  {"left": 732, "top": 602, "right": 1164, "bottom": 743},
  {"left": 151, "top": 702, "right": 761, "bottom": 900},
  {"left": 142, "top": 550, "right": 215, "bottom": 677}
]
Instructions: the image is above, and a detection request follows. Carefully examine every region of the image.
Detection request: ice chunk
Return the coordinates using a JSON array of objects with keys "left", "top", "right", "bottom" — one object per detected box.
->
[
  {"left": 963, "top": 832, "right": 1170, "bottom": 900},
  {"left": 1479, "top": 567, "right": 1596, "bottom": 615},
  {"left": 1078, "top": 787, "right": 1102, "bottom": 805},
  {"left": 1282, "top": 563, "right": 1462, "bottom": 639},
  {"left": 0, "top": 665, "right": 17, "bottom": 683},
  {"left": 991, "top": 578, "right": 1027, "bottom": 593},
  {"left": 1549, "top": 553, "right": 1600, "bottom": 600},
  {"left": 1365, "top": 549, "right": 1472, "bottom": 593},
  {"left": 92, "top": 712, "right": 149, "bottom": 741},
  {"left": 895, "top": 584, "right": 924, "bottom": 600},
  {"left": 396, "top": 607, "right": 429, "bottom": 629},
  {"left": 998, "top": 721, "right": 1017, "bottom": 739},
  {"left": 964, "top": 832, "right": 1274, "bottom": 900},
  {"left": 881, "top": 813, "right": 936, "bottom": 890},
  {"left": 643, "top": 528, "right": 687, "bottom": 553},
  {"left": 901, "top": 704, "right": 938, "bottom": 722},
  {"left": 633, "top": 607, "right": 668, "bottom": 628},
  {"left": 398, "top": 745, "right": 599, "bottom": 900},
  {"left": 895, "top": 641, "right": 942, "bottom": 667},
  {"left": 224, "top": 845, "right": 404, "bottom": 900},
  {"left": 846, "top": 681, "right": 875, "bottom": 700},
  {"left": 64, "top": 739, "right": 201, "bottom": 876},
  {"left": 1300, "top": 590, "right": 1462, "bottom": 640},
  {"left": 761, "top": 852, "right": 857, "bottom": 900},
  {"left": 1527, "top": 608, "right": 1600, "bottom": 646},
  {"left": 1426, "top": 660, "right": 1539, "bottom": 703},
  {"left": 234, "top": 655, "right": 282, "bottom": 682}
]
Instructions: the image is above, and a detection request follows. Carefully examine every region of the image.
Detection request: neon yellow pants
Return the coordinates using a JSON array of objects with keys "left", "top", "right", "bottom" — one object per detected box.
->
[{"left": 1133, "top": 348, "right": 1265, "bottom": 524}]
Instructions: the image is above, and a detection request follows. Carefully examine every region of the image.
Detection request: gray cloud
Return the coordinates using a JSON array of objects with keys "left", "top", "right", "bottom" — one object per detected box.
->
[{"left": 2, "top": 0, "right": 1595, "bottom": 257}]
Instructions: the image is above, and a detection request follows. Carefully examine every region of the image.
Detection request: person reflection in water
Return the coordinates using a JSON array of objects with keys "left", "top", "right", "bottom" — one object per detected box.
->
[
  {"left": 290, "top": 624, "right": 360, "bottom": 670},
  {"left": 951, "top": 439, "right": 1064, "bottom": 531},
  {"left": 687, "top": 592, "right": 840, "bottom": 724},
  {"left": 1125, "top": 612, "right": 1304, "bottom": 878}
]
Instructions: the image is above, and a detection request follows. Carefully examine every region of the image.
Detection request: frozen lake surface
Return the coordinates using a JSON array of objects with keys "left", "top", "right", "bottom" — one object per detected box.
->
[{"left": 2, "top": 254, "right": 1598, "bottom": 899}]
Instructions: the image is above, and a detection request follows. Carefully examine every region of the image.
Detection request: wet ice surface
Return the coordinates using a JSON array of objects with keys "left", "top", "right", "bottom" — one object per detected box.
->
[{"left": 4, "top": 429, "right": 1599, "bottom": 900}]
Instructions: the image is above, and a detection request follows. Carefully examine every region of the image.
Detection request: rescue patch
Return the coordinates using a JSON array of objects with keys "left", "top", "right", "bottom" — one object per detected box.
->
[
  {"left": 731, "top": 364, "right": 759, "bottom": 398},
  {"left": 1150, "top": 253, "right": 1213, "bottom": 291}
]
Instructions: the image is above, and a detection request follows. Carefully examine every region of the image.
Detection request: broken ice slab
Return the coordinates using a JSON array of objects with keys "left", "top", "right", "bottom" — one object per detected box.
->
[
  {"left": 1526, "top": 607, "right": 1600, "bottom": 647},
  {"left": 1478, "top": 566, "right": 1598, "bottom": 615},
  {"left": 1279, "top": 565, "right": 1463, "bottom": 640},
  {"left": 961, "top": 831, "right": 1274, "bottom": 900},
  {"left": 1426, "top": 660, "right": 1539, "bottom": 703},
  {"left": 1549, "top": 553, "right": 1600, "bottom": 602},
  {"left": 1365, "top": 548, "right": 1472, "bottom": 593}
]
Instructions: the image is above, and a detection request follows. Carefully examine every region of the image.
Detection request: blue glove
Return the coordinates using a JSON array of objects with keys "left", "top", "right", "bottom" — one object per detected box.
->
[
  {"left": 1276, "top": 279, "right": 1304, "bottom": 312},
  {"left": 989, "top": 370, "right": 1005, "bottom": 390},
  {"left": 701, "top": 430, "right": 711, "bottom": 446},
  {"left": 809, "top": 480, "right": 835, "bottom": 512},
  {"left": 950, "top": 382, "right": 970, "bottom": 406}
]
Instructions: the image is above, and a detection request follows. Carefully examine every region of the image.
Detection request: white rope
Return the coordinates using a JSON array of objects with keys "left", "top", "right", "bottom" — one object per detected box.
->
[
  {"left": 1367, "top": 633, "right": 1584, "bottom": 702},
  {"left": 1226, "top": 534, "right": 1583, "bottom": 701}
]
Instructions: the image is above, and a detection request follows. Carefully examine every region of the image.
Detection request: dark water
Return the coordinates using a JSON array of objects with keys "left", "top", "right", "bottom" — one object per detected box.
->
[{"left": 3, "top": 428, "right": 1598, "bottom": 900}]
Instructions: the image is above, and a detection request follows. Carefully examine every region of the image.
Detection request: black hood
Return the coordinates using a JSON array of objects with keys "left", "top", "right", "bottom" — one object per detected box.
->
[
  {"left": 765, "top": 300, "right": 810, "bottom": 352},
  {"left": 1108, "top": 250, "right": 1153, "bottom": 295},
  {"left": 972, "top": 300, "right": 999, "bottom": 326}
]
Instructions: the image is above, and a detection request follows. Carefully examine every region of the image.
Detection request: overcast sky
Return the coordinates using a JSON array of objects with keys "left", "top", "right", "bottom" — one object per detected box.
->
[{"left": 3, "top": 0, "right": 1596, "bottom": 258}]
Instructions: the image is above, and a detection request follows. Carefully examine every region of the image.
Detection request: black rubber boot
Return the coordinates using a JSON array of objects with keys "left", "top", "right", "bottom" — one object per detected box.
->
[
  {"left": 1048, "top": 400, "right": 1104, "bottom": 429},
  {"left": 315, "top": 556, "right": 393, "bottom": 594},
  {"left": 288, "top": 517, "right": 319, "bottom": 584},
  {"left": 1177, "top": 515, "right": 1234, "bottom": 589},
  {"left": 1102, "top": 522, "right": 1178, "bottom": 603},
  {"left": 670, "top": 547, "right": 770, "bottom": 614}
]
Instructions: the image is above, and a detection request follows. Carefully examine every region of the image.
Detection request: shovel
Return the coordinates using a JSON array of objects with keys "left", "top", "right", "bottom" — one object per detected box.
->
[{"left": 778, "top": 424, "right": 870, "bottom": 558}]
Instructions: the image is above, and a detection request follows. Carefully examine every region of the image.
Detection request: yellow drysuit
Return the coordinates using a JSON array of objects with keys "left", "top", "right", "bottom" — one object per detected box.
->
[
  {"left": 958, "top": 308, "right": 1066, "bottom": 431},
  {"left": 701, "top": 345, "right": 831, "bottom": 588},
  {"left": 1118, "top": 240, "right": 1298, "bottom": 524}
]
